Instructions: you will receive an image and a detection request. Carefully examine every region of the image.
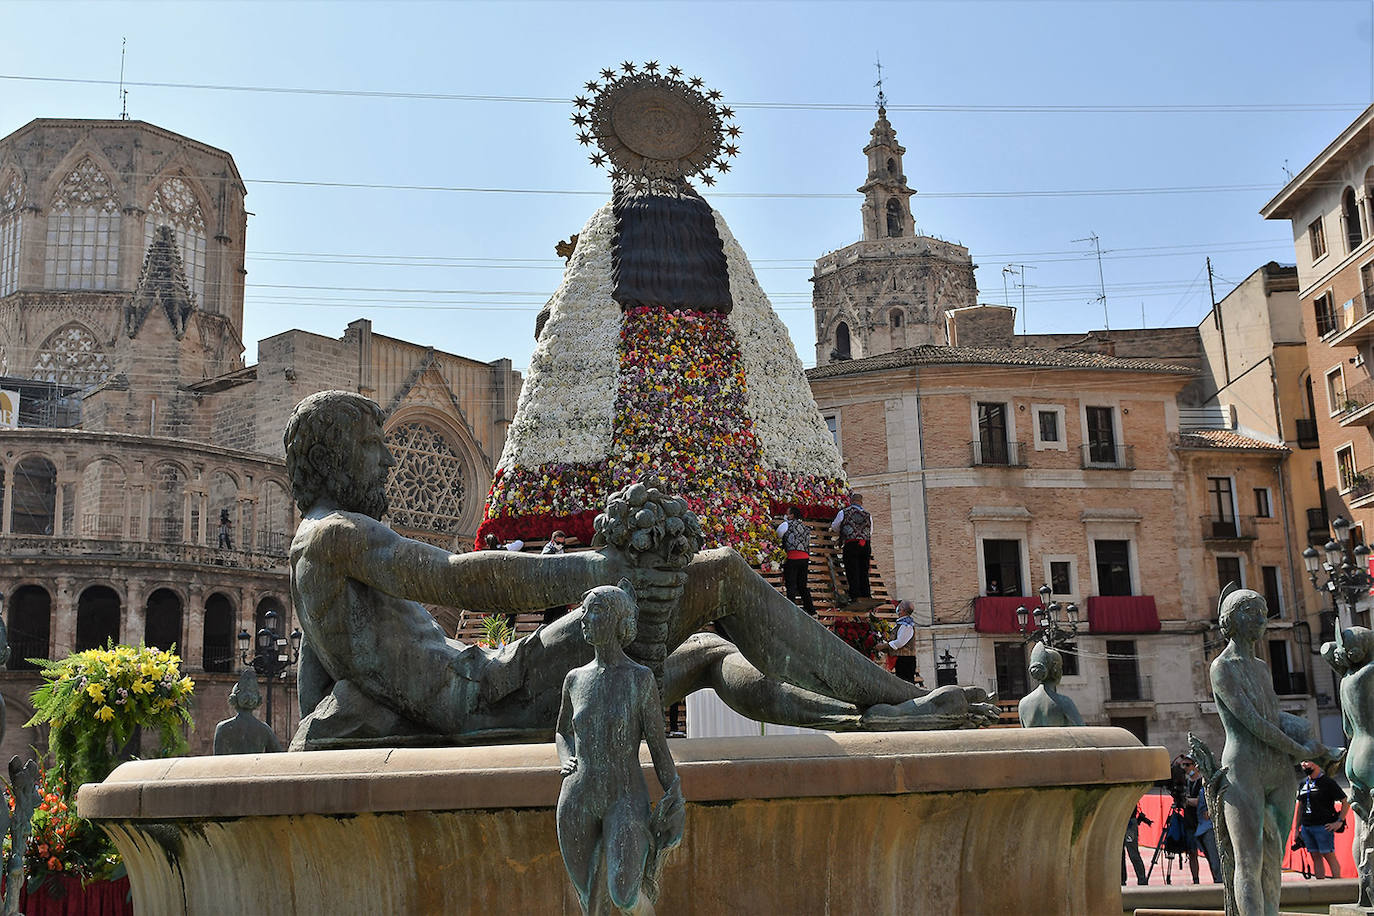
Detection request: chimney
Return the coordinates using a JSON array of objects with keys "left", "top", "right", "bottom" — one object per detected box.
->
[{"left": 945, "top": 305, "right": 1016, "bottom": 348}]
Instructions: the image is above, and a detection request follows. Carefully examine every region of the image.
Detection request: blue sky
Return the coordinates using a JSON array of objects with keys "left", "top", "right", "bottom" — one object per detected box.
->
[{"left": 2, "top": 0, "right": 1371, "bottom": 371}]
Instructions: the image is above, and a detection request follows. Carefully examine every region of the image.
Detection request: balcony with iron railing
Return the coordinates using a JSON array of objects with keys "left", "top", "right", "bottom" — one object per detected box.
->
[
  {"left": 1102, "top": 674, "right": 1152, "bottom": 704},
  {"left": 1295, "top": 417, "right": 1320, "bottom": 449},
  {"left": 1308, "top": 507, "right": 1331, "bottom": 545},
  {"left": 1080, "top": 443, "right": 1135, "bottom": 469},
  {"left": 1339, "top": 462, "right": 1374, "bottom": 507},
  {"left": 1200, "top": 514, "right": 1257, "bottom": 541},
  {"left": 1335, "top": 377, "right": 1374, "bottom": 427},
  {"left": 1320, "top": 286, "right": 1374, "bottom": 346},
  {"left": 1274, "top": 668, "right": 1309, "bottom": 697},
  {"left": 968, "top": 439, "right": 1027, "bottom": 468}
]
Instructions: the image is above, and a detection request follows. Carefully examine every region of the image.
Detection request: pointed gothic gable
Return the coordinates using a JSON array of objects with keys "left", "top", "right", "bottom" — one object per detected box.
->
[
  {"left": 126, "top": 225, "right": 196, "bottom": 340},
  {"left": 385, "top": 353, "right": 483, "bottom": 453}
]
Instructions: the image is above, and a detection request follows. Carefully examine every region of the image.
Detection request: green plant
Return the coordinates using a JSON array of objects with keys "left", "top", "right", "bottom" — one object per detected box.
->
[
  {"left": 479, "top": 615, "right": 517, "bottom": 648},
  {"left": 9, "top": 760, "right": 124, "bottom": 890},
  {"left": 26, "top": 643, "right": 195, "bottom": 789}
]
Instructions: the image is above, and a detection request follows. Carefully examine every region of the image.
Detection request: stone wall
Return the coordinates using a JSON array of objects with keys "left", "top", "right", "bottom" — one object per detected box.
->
[{"left": 812, "top": 236, "right": 977, "bottom": 366}]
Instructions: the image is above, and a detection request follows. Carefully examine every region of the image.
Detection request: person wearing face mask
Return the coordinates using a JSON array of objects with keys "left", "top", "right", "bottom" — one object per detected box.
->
[
  {"left": 1295, "top": 760, "right": 1348, "bottom": 878},
  {"left": 1178, "top": 755, "right": 1212, "bottom": 883}
]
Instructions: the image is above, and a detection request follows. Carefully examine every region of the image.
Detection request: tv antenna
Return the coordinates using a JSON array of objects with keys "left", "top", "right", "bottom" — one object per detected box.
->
[
  {"left": 118, "top": 37, "right": 129, "bottom": 120},
  {"left": 1282, "top": 158, "right": 1293, "bottom": 182},
  {"left": 1003, "top": 264, "right": 1037, "bottom": 334},
  {"left": 874, "top": 53, "right": 886, "bottom": 110},
  {"left": 1073, "top": 232, "right": 1109, "bottom": 330}
]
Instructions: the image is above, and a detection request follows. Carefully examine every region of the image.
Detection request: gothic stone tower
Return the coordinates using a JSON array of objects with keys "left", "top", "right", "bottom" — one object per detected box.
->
[{"left": 812, "top": 107, "right": 978, "bottom": 366}]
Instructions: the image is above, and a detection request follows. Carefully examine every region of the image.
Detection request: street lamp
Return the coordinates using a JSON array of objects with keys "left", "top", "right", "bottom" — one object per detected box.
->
[
  {"left": 1303, "top": 515, "right": 1374, "bottom": 631},
  {"left": 1017, "top": 583, "right": 1080, "bottom": 649},
  {"left": 935, "top": 648, "right": 959, "bottom": 687},
  {"left": 238, "top": 609, "right": 303, "bottom": 741}
]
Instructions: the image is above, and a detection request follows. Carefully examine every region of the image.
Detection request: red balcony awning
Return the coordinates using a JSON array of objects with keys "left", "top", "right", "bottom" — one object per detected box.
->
[
  {"left": 973, "top": 596, "right": 1042, "bottom": 633},
  {"left": 1086, "top": 596, "right": 1161, "bottom": 634}
]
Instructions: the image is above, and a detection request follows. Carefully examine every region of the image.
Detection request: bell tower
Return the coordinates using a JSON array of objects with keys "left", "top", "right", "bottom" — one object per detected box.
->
[
  {"left": 810, "top": 88, "right": 979, "bottom": 368},
  {"left": 859, "top": 106, "right": 916, "bottom": 241}
]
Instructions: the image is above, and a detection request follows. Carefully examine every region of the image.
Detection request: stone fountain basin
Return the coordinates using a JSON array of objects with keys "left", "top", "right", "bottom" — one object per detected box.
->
[{"left": 79, "top": 727, "right": 1165, "bottom": 915}]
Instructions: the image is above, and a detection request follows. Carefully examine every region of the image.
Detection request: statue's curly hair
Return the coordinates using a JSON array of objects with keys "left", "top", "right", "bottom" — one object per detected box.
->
[{"left": 283, "top": 390, "right": 387, "bottom": 514}]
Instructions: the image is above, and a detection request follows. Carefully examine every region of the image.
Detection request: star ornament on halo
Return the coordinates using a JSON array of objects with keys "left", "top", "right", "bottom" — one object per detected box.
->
[{"left": 571, "top": 61, "right": 742, "bottom": 189}]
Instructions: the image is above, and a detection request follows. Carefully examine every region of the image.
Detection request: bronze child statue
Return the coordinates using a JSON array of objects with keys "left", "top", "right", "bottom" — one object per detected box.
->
[
  {"left": 1017, "top": 641, "right": 1084, "bottom": 728},
  {"left": 556, "top": 581, "right": 685, "bottom": 915},
  {"left": 1323, "top": 624, "right": 1374, "bottom": 906},
  {"left": 213, "top": 669, "right": 283, "bottom": 755}
]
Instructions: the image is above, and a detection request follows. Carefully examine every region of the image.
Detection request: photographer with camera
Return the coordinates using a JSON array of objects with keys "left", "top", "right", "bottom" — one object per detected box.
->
[
  {"left": 1178, "top": 755, "right": 1220, "bottom": 883},
  {"left": 1294, "top": 760, "right": 1348, "bottom": 878}
]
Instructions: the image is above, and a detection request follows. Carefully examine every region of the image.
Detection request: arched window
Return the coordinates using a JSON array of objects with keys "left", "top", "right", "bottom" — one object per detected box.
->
[
  {"left": 890, "top": 309, "right": 904, "bottom": 328},
  {"left": 151, "top": 463, "right": 186, "bottom": 543},
  {"left": 143, "top": 588, "right": 183, "bottom": 651},
  {"left": 8, "top": 585, "right": 51, "bottom": 669},
  {"left": 835, "top": 322, "right": 852, "bottom": 360},
  {"left": 144, "top": 177, "right": 207, "bottom": 304},
  {"left": 886, "top": 198, "right": 903, "bottom": 238},
  {"left": 32, "top": 323, "right": 112, "bottom": 387},
  {"left": 203, "top": 594, "right": 235, "bottom": 673},
  {"left": 80, "top": 457, "right": 127, "bottom": 538},
  {"left": 44, "top": 158, "right": 121, "bottom": 290},
  {"left": 886, "top": 158, "right": 896, "bottom": 176},
  {"left": 1345, "top": 187, "right": 1364, "bottom": 252},
  {"left": 0, "top": 174, "right": 21, "bottom": 296},
  {"left": 76, "top": 585, "right": 121, "bottom": 651},
  {"left": 209, "top": 471, "right": 239, "bottom": 549},
  {"left": 10, "top": 456, "right": 56, "bottom": 535},
  {"left": 258, "top": 480, "right": 292, "bottom": 555},
  {"left": 384, "top": 421, "right": 468, "bottom": 542}
]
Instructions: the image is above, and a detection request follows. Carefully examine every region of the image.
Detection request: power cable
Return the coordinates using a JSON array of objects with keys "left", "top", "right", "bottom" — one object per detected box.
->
[{"left": 0, "top": 73, "right": 1362, "bottom": 114}]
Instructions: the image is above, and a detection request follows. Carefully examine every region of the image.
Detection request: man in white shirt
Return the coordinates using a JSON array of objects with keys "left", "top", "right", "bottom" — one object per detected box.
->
[{"left": 882, "top": 599, "right": 918, "bottom": 683}]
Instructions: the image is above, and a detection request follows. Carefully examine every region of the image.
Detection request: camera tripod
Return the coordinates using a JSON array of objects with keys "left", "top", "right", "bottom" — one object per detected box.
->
[{"left": 1146, "top": 804, "right": 1193, "bottom": 885}]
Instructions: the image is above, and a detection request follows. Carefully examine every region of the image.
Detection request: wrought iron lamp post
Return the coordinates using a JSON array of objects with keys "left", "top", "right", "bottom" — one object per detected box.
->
[
  {"left": 935, "top": 649, "right": 959, "bottom": 687},
  {"left": 238, "top": 609, "right": 303, "bottom": 741},
  {"left": 1302, "top": 515, "right": 1373, "bottom": 631},
  {"left": 1016, "top": 583, "right": 1080, "bottom": 649}
]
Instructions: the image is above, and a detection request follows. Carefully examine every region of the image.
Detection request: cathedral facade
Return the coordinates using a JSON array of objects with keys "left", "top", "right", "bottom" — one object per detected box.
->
[
  {"left": 0, "top": 119, "right": 518, "bottom": 755},
  {"left": 812, "top": 108, "right": 979, "bottom": 366}
]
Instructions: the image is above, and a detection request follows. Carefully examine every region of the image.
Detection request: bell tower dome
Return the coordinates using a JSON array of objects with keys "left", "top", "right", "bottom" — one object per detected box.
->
[{"left": 859, "top": 106, "right": 916, "bottom": 241}]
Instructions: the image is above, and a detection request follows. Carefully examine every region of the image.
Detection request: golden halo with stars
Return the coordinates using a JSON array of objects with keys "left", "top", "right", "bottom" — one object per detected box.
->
[{"left": 571, "top": 61, "right": 741, "bottom": 188}]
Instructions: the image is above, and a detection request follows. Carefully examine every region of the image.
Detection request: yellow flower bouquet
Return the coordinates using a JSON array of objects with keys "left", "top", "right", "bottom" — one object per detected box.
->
[{"left": 26, "top": 642, "right": 195, "bottom": 789}]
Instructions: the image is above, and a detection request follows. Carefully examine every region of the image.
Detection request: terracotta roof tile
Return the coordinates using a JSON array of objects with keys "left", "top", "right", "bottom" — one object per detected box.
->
[
  {"left": 1177, "top": 429, "right": 1288, "bottom": 452},
  {"left": 805, "top": 345, "right": 1198, "bottom": 380}
]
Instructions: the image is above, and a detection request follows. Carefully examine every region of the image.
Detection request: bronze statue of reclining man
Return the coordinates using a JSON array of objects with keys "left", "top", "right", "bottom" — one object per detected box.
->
[{"left": 285, "top": 391, "right": 999, "bottom": 749}]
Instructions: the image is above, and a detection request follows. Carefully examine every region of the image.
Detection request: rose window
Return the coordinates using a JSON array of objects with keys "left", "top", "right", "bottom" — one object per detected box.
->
[
  {"left": 384, "top": 422, "right": 467, "bottom": 536},
  {"left": 32, "top": 324, "right": 112, "bottom": 387}
]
